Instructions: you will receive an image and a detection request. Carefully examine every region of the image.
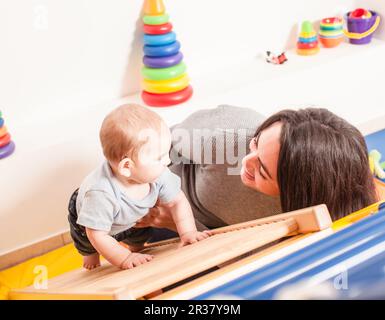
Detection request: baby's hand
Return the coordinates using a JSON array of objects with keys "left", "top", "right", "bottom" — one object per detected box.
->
[
  {"left": 180, "top": 230, "right": 211, "bottom": 247},
  {"left": 120, "top": 252, "right": 154, "bottom": 270}
]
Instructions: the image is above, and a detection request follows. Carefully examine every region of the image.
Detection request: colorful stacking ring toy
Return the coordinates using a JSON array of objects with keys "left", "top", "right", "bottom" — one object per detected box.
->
[
  {"left": 141, "top": 0, "right": 193, "bottom": 107},
  {"left": 142, "top": 85, "right": 193, "bottom": 107},
  {"left": 142, "top": 62, "right": 186, "bottom": 81},
  {"left": 143, "top": 41, "right": 181, "bottom": 57},
  {"left": 297, "top": 21, "right": 320, "bottom": 55},
  {"left": 142, "top": 73, "right": 189, "bottom": 94},
  {"left": 0, "top": 118, "right": 3, "bottom": 127},
  {"left": 0, "top": 133, "right": 11, "bottom": 148},
  {"left": 0, "top": 140, "right": 15, "bottom": 159},
  {"left": 143, "top": 52, "right": 184, "bottom": 68},
  {"left": 143, "top": 14, "right": 169, "bottom": 25},
  {"left": 143, "top": 22, "right": 173, "bottom": 35}
]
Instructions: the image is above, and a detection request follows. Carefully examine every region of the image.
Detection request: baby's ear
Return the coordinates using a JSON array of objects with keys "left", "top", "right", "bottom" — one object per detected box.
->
[{"left": 118, "top": 157, "right": 133, "bottom": 178}]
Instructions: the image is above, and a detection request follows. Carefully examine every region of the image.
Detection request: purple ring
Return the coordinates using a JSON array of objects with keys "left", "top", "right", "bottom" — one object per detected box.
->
[
  {"left": 143, "top": 52, "right": 184, "bottom": 68},
  {"left": 0, "top": 140, "right": 15, "bottom": 159}
]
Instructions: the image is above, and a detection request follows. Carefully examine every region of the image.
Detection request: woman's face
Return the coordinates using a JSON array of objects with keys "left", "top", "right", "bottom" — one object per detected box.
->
[{"left": 241, "top": 122, "right": 281, "bottom": 196}]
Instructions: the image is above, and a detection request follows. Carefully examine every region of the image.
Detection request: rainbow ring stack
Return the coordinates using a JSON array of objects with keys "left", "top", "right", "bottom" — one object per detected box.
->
[
  {"left": 141, "top": 0, "right": 193, "bottom": 107},
  {"left": 0, "top": 110, "right": 15, "bottom": 160},
  {"left": 297, "top": 21, "right": 320, "bottom": 56},
  {"left": 319, "top": 17, "right": 344, "bottom": 48}
]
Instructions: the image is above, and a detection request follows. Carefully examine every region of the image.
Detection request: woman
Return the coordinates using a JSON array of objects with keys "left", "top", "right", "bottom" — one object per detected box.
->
[{"left": 135, "top": 105, "right": 378, "bottom": 234}]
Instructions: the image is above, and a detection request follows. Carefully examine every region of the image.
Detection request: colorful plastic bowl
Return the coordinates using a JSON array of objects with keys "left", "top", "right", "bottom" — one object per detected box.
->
[{"left": 319, "top": 36, "right": 344, "bottom": 48}]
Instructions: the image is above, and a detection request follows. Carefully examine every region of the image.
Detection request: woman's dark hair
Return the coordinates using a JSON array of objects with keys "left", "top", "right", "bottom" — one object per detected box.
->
[{"left": 254, "top": 108, "right": 378, "bottom": 220}]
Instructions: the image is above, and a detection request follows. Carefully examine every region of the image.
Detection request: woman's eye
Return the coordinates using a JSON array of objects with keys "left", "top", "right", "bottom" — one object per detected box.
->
[{"left": 259, "top": 166, "right": 267, "bottom": 180}]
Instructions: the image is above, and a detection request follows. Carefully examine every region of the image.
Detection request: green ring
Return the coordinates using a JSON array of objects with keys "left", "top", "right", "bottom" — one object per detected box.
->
[
  {"left": 142, "top": 62, "right": 187, "bottom": 81},
  {"left": 143, "top": 14, "right": 170, "bottom": 25}
]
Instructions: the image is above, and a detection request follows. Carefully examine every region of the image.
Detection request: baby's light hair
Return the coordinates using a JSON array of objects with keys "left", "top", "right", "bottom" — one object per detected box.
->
[{"left": 100, "top": 104, "right": 163, "bottom": 163}]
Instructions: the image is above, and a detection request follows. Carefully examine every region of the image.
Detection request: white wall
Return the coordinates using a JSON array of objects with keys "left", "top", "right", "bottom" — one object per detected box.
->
[{"left": 3, "top": 0, "right": 385, "bottom": 256}]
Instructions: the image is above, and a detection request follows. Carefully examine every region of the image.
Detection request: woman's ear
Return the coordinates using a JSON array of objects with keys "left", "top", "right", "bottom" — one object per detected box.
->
[{"left": 118, "top": 157, "right": 134, "bottom": 178}]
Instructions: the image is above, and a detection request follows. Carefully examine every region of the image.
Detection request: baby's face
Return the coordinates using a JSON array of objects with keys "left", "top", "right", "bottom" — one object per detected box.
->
[{"left": 131, "top": 123, "right": 172, "bottom": 183}]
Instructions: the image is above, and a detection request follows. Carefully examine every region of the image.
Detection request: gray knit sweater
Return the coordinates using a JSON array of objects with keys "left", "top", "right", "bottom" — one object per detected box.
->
[{"left": 169, "top": 105, "right": 282, "bottom": 230}]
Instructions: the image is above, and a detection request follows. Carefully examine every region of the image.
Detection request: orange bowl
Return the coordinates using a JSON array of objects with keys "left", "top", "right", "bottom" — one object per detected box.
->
[{"left": 319, "top": 36, "right": 344, "bottom": 48}]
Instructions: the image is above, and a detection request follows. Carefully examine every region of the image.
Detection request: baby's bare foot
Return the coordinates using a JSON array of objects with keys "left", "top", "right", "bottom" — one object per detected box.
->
[{"left": 83, "top": 253, "right": 101, "bottom": 270}]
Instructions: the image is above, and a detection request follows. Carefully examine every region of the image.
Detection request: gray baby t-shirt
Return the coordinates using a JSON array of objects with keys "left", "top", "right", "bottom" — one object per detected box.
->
[{"left": 76, "top": 162, "right": 181, "bottom": 235}]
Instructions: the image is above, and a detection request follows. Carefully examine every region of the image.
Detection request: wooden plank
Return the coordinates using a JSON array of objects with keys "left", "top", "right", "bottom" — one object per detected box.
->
[
  {"left": 155, "top": 229, "right": 333, "bottom": 300},
  {"left": 143, "top": 204, "right": 332, "bottom": 249},
  {"left": 10, "top": 205, "right": 331, "bottom": 300}
]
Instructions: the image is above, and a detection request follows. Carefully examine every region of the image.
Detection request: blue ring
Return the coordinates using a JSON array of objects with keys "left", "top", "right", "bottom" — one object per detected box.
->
[
  {"left": 298, "top": 36, "right": 318, "bottom": 43},
  {"left": 0, "top": 140, "right": 15, "bottom": 159},
  {"left": 0, "top": 118, "right": 4, "bottom": 128},
  {"left": 144, "top": 41, "right": 181, "bottom": 57},
  {"left": 144, "top": 32, "right": 177, "bottom": 46}
]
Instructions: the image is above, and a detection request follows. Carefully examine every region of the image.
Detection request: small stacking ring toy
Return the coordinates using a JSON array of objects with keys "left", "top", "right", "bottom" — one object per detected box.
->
[
  {"left": 142, "top": 62, "right": 186, "bottom": 81},
  {"left": 142, "top": 85, "right": 193, "bottom": 107},
  {"left": 144, "top": 41, "right": 181, "bottom": 57},
  {"left": 142, "top": 73, "right": 189, "bottom": 93},
  {"left": 143, "top": 52, "right": 183, "bottom": 68},
  {"left": 297, "top": 41, "right": 319, "bottom": 49},
  {"left": 0, "top": 140, "right": 15, "bottom": 159},
  {"left": 297, "top": 47, "right": 320, "bottom": 55},
  {"left": 143, "top": 14, "right": 170, "bottom": 25},
  {"left": 144, "top": 32, "right": 177, "bottom": 46},
  {"left": 0, "top": 118, "right": 4, "bottom": 127},
  {"left": 298, "top": 36, "right": 318, "bottom": 43},
  {"left": 0, "top": 133, "right": 11, "bottom": 148},
  {"left": 143, "top": 22, "right": 173, "bottom": 35},
  {"left": 0, "top": 125, "right": 7, "bottom": 138}
]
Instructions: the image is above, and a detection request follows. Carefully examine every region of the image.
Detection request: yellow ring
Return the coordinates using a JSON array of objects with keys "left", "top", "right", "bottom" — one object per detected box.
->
[
  {"left": 299, "top": 31, "right": 316, "bottom": 38},
  {"left": 142, "top": 73, "right": 190, "bottom": 93},
  {"left": 296, "top": 47, "right": 320, "bottom": 56},
  {"left": 0, "top": 125, "right": 8, "bottom": 138}
]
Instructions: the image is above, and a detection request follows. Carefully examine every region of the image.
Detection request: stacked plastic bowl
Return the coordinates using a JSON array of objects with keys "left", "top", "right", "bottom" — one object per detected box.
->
[{"left": 319, "top": 17, "right": 344, "bottom": 48}]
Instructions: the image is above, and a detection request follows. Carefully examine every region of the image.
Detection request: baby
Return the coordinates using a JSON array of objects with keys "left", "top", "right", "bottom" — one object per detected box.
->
[{"left": 68, "top": 104, "right": 210, "bottom": 270}]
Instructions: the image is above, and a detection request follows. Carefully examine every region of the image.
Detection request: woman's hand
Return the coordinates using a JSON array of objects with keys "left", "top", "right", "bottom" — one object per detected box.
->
[{"left": 135, "top": 205, "right": 178, "bottom": 232}]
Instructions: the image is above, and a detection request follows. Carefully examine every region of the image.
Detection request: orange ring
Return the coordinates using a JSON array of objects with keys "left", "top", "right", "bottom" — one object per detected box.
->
[
  {"left": 296, "top": 47, "right": 320, "bottom": 55},
  {"left": 0, "top": 125, "right": 8, "bottom": 138}
]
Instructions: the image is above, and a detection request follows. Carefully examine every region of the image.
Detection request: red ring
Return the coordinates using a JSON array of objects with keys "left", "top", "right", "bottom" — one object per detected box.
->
[
  {"left": 142, "top": 85, "right": 193, "bottom": 107},
  {"left": 143, "top": 22, "right": 173, "bottom": 35},
  {"left": 0, "top": 133, "right": 11, "bottom": 148},
  {"left": 297, "top": 40, "right": 319, "bottom": 49}
]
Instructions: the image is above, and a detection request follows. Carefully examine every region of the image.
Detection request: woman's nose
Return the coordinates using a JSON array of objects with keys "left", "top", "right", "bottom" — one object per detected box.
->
[{"left": 242, "top": 151, "right": 258, "bottom": 169}]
